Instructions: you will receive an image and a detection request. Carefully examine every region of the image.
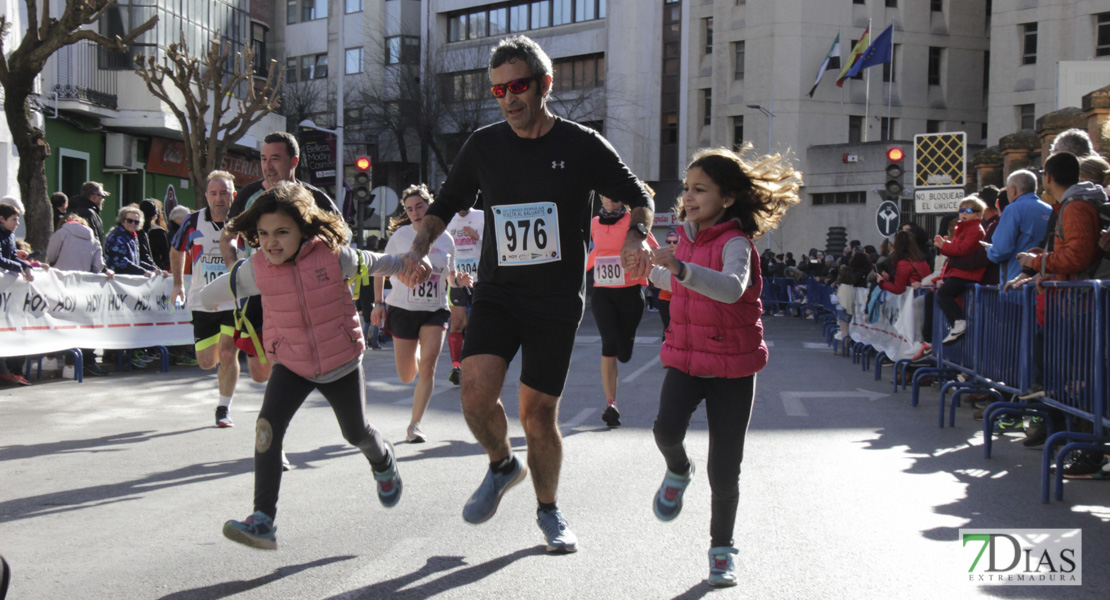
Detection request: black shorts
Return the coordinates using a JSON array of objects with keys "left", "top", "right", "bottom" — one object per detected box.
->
[
  {"left": 591, "top": 285, "right": 646, "bottom": 362},
  {"left": 449, "top": 286, "right": 472, "bottom": 308},
  {"left": 462, "top": 300, "right": 579, "bottom": 397},
  {"left": 385, "top": 306, "right": 450, "bottom": 340},
  {"left": 192, "top": 310, "right": 235, "bottom": 351}
]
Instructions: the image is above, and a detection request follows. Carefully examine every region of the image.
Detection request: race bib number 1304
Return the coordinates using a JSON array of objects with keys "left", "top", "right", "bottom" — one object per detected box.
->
[{"left": 492, "top": 202, "right": 561, "bottom": 266}]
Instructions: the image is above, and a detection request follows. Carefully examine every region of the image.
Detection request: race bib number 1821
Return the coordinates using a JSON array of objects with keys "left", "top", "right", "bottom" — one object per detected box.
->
[{"left": 492, "top": 202, "right": 561, "bottom": 266}]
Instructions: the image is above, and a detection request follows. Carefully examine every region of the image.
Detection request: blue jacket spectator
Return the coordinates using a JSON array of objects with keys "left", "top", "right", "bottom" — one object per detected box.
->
[
  {"left": 985, "top": 169, "right": 1052, "bottom": 283},
  {"left": 0, "top": 204, "right": 32, "bottom": 277},
  {"left": 105, "top": 206, "right": 156, "bottom": 276}
]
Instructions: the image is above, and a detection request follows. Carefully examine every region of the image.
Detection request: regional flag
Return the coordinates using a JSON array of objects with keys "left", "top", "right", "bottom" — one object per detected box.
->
[
  {"left": 808, "top": 34, "right": 841, "bottom": 97},
  {"left": 842, "top": 24, "right": 894, "bottom": 80},
  {"left": 835, "top": 26, "right": 870, "bottom": 87}
]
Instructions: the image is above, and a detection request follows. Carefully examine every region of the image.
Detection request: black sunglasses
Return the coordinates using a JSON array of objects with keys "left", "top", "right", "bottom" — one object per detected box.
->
[
  {"left": 124, "top": 218, "right": 141, "bottom": 225},
  {"left": 490, "top": 77, "right": 537, "bottom": 98},
  {"left": 958, "top": 208, "right": 977, "bottom": 214},
  {"left": 666, "top": 239, "right": 679, "bottom": 245}
]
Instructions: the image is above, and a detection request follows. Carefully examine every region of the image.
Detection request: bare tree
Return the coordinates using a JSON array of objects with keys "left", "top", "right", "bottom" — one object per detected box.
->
[
  {"left": 132, "top": 30, "right": 283, "bottom": 207},
  {"left": 0, "top": 0, "right": 155, "bottom": 250},
  {"left": 349, "top": 64, "right": 418, "bottom": 168},
  {"left": 280, "top": 77, "right": 326, "bottom": 133}
]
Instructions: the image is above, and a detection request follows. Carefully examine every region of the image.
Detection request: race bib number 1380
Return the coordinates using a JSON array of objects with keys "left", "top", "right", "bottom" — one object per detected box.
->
[{"left": 492, "top": 202, "right": 561, "bottom": 266}]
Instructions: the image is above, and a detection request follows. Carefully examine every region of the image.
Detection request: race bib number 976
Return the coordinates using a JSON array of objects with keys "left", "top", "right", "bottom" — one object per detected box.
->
[{"left": 492, "top": 202, "right": 561, "bottom": 266}]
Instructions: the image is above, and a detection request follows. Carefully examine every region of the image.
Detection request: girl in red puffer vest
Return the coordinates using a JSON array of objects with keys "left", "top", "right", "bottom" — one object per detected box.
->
[
  {"left": 196, "top": 182, "right": 416, "bottom": 551},
  {"left": 646, "top": 144, "right": 802, "bottom": 587}
]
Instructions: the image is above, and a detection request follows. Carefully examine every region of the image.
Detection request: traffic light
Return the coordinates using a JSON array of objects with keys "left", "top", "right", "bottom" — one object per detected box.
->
[
  {"left": 353, "top": 156, "right": 372, "bottom": 204},
  {"left": 885, "top": 147, "right": 905, "bottom": 198}
]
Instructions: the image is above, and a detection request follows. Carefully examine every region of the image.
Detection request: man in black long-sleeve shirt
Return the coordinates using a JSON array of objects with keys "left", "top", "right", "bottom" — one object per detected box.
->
[{"left": 396, "top": 35, "right": 653, "bottom": 553}]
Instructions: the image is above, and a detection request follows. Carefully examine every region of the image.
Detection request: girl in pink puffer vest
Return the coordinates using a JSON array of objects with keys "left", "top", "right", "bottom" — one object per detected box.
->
[
  {"left": 196, "top": 182, "right": 424, "bottom": 551},
  {"left": 647, "top": 145, "right": 802, "bottom": 587}
]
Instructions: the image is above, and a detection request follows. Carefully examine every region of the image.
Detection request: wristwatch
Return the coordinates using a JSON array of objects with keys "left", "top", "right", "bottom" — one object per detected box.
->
[{"left": 629, "top": 222, "right": 649, "bottom": 239}]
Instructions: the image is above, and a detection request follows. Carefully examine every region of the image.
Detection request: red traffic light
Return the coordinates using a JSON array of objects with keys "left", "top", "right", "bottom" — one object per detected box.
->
[
  {"left": 887, "top": 147, "right": 904, "bottom": 162},
  {"left": 355, "top": 156, "right": 371, "bottom": 171}
]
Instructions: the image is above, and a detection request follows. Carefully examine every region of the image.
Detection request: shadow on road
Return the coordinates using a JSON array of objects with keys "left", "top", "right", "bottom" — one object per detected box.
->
[
  {"left": 324, "top": 547, "right": 545, "bottom": 599},
  {"left": 156, "top": 555, "right": 357, "bottom": 600},
  {"left": 670, "top": 581, "right": 712, "bottom": 600},
  {"left": 0, "top": 428, "right": 208, "bottom": 462}
]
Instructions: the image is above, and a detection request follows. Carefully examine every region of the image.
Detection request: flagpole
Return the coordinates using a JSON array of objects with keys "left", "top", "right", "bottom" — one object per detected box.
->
[
  {"left": 887, "top": 21, "right": 893, "bottom": 140},
  {"left": 863, "top": 19, "right": 871, "bottom": 142},
  {"left": 839, "top": 26, "right": 844, "bottom": 137}
]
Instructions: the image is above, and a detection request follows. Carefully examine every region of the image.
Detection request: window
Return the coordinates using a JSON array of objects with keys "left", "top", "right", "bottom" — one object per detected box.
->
[
  {"left": 931, "top": 0, "right": 942, "bottom": 11},
  {"left": 386, "top": 36, "right": 420, "bottom": 65},
  {"left": 662, "top": 112, "right": 678, "bottom": 144},
  {"left": 449, "top": 14, "right": 465, "bottom": 42},
  {"left": 1022, "top": 23, "right": 1037, "bottom": 65},
  {"left": 885, "top": 0, "right": 897, "bottom": 7},
  {"left": 926, "top": 119, "right": 942, "bottom": 133},
  {"left": 732, "top": 116, "right": 744, "bottom": 149},
  {"left": 1098, "top": 13, "right": 1110, "bottom": 57},
  {"left": 704, "top": 18, "right": 713, "bottom": 54},
  {"left": 552, "top": 54, "right": 605, "bottom": 92},
  {"left": 285, "top": 57, "right": 298, "bottom": 83},
  {"left": 345, "top": 47, "right": 362, "bottom": 75},
  {"left": 510, "top": 5, "right": 528, "bottom": 31},
  {"left": 252, "top": 23, "right": 268, "bottom": 76},
  {"left": 853, "top": 0, "right": 864, "bottom": 4},
  {"left": 346, "top": 0, "right": 363, "bottom": 13},
  {"left": 490, "top": 7, "right": 508, "bottom": 36},
  {"left": 469, "top": 10, "right": 487, "bottom": 39},
  {"left": 813, "top": 192, "right": 866, "bottom": 206},
  {"left": 733, "top": 41, "right": 745, "bottom": 80},
  {"left": 928, "top": 46, "right": 942, "bottom": 86},
  {"left": 880, "top": 117, "right": 896, "bottom": 141},
  {"left": 531, "top": 1, "right": 550, "bottom": 29},
  {"left": 553, "top": 0, "right": 571, "bottom": 26},
  {"left": 882, "top": 44, "right": 898, "bottom": 83},
  {"left": 703, "top": 88, "right": 712, "bottom": 126},
  {"left": 1019, "top": 104, "right": 1035, "bottom": 130},
  {"left": 576, "top": 0, "right": 597, "bottom": 21},
  {"left": 311, "top": 53, "right": 327, "bottom": 79},
  {"left": 849, "top": 115, "right": 863, "bottom": 143},
  {"left": 302, "top": 0, "right": 326, "bottom": 21},
  {"left": 287, "top": 0, "right": 297, "bottom": 24}
]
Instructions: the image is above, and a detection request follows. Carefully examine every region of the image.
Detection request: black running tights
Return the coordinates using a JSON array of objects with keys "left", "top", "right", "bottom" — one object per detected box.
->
[
  {"left": 254, "top": 363, "right": 388, "bottom": 519},
  {"left": 653, "top": 368, "right": 756, "bottom": 548}
]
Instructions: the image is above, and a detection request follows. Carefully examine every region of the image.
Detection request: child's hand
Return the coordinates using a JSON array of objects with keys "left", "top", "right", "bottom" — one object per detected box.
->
[
  {"left": 651, "top": 247, "right": 681, "bottom": 274},
  {"left": 933, "top": 235, "right": 945, "bottom": 247}
]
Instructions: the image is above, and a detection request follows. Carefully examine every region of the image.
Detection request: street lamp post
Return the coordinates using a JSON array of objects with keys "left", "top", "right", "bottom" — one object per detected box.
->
[{"left": 747, "top": 99, "right": 776, "bottom": 250}]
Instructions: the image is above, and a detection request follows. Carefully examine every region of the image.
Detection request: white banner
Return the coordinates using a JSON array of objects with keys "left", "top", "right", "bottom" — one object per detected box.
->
[
  {"left": 1, "top": 270, "right": 193, "bottom": 357},
  {"left": 847, "top": 287, "right": 923, "bottom": 361}
]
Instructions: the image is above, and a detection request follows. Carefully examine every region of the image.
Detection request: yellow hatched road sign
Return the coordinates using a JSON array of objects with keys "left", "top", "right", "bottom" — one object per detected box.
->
[{"left": 913, "top": 132, "right": 966, "bottom": 188}]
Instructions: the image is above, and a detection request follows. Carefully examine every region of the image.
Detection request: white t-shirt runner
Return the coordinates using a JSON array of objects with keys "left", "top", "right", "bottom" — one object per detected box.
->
[
  {"left": 383, "top": 224, "right": 456, "bottom": 312},
  {"left": 445, "top": 208, "right": 484, "bottom": 284}
]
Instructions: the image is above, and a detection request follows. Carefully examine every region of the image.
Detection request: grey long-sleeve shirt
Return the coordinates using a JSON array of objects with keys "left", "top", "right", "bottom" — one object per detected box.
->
[{"left": 648, "top": 221, "right": 753, "bottom": 303}]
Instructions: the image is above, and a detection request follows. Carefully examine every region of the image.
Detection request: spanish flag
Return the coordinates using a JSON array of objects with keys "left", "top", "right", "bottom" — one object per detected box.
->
[{"left": 835, "top": 26, "right": 870, "bottom": 87}]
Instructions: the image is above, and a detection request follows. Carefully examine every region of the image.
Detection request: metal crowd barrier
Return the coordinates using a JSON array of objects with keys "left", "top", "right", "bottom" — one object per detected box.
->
[{"left": 760, "top": 277, "right": 804, "bottom": 316}]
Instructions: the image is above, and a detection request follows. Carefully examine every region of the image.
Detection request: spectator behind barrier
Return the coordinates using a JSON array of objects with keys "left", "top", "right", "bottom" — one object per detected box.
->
[
  {"left": 933, "top": 196, "right": 988, "bottom": 345},
  {"left": 47, "top": 214, "right": 111, "bottom": 274},
  {"left": 140, "top": 199, "right": 171, "bottom": 271},
  {"left": 105, "top": 205, "right": 158, "bottom": 276},
  {"left": 985, "top": 169, "right": 1051, "bottom": 282},
  {"left": 878, "top": 230, "right": 930, "bottom": 295},
  {"left": 50, "top": 192, "right": 68, "bottom": 230}
]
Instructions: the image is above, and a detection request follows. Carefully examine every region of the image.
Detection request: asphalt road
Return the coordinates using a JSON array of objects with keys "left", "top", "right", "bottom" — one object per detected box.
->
[{"left": 1, "top": 305, "right": 1107, "bottom": 599}]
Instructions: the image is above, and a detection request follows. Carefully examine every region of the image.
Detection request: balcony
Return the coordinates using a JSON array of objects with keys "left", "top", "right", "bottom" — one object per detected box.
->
[{"left": 51, "top": 40, "right": 120, "bottom": 111}]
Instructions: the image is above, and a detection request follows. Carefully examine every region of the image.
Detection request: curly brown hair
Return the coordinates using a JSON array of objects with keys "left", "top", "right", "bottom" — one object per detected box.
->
[
  {"left": 227, "top": 182, "right": 349, "bottom": 253},
  {"left": 678, "top": 144, "right": 802, "bottom": 238},
  {"left": 389, "top": 184, "right": 434, "bottom": 233}
]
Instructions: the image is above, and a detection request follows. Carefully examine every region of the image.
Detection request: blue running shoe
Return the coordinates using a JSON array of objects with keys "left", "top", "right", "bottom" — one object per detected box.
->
[
  {"left": 536, "top": 508, "right": 578, "bottom": 553},
  {"left": 653, "top": 462, "right": 695, "bottom": 522},
  {"left": 462, "top": 455, "right": 527, "bottom": 524},
  {"left": 373, "top": 442, "right": 402, "bottom": 508},
  {"left": 223, "top": 511, "right": 277, "bottom": 550},
  {"left": 708, "top": 546, "right": 739, "bottom": 587}
]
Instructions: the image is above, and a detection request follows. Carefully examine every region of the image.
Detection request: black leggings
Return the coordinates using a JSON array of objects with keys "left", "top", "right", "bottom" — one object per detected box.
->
[
  {"left": 590, "top": 285, "right": 645, "bottom": 362},
  {"left": 653, "top": 368, "right": 756, "bottom": 548},
  {"left": 254, "top": 363, "right": 388, "bottom": 519},
  {"left": 936, "top": 276, "right": 974, "bottom": 325}
]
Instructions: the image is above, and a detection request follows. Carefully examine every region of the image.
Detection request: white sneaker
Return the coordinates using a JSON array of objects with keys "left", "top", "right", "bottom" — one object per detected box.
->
[
  {"left": 406, "top": 422, "right": 426, "bottom": 443},
  {"left": 834, "top": 331, "right": 846, "bottom": 341},
  {"left": 942, "top": 319, "right": 967, "bottom": 345}
]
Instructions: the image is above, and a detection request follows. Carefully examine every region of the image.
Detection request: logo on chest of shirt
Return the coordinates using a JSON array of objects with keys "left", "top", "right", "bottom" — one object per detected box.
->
[
  {"left": 315, "top": 267, "right": 329, "bottom": 282},
  {"left": 552, "top": 161, "right": 565, "bottom": 169}
]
